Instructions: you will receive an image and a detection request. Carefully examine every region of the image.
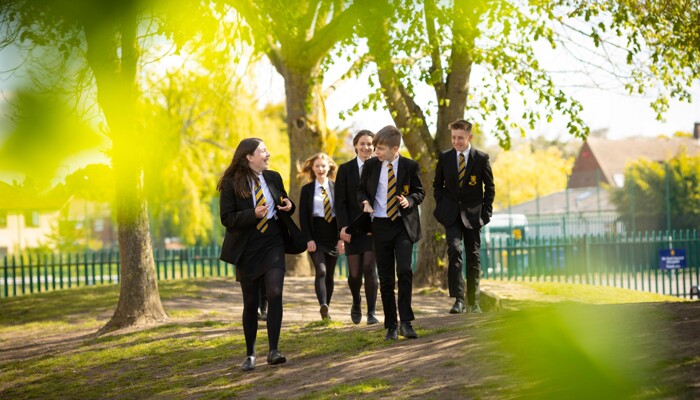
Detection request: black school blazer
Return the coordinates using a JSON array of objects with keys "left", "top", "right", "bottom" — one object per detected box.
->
[
  {"left": 432, "top": 147, "right": 495, "bottom": 229},
  {"left": 335, "top": 158, "right": 364, "bottom": 230},
  {"left": 219, "top": 170, "right": 302, "bottom": 265},
  {"left": 299, "top": 180, "right": 337, "bottom": 242},
  {"left": 357, "top": 156, "right": 425, "bottom": 243}
]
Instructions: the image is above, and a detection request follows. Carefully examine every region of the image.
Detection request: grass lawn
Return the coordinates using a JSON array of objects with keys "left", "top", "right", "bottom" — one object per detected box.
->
[{"left": 0, "top": 278, "right": 697, "bottom": 399}]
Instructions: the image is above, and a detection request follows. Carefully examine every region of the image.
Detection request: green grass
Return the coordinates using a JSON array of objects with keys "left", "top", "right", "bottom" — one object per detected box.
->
[
  {"left": 519, "top": 281, "right": 687, "bottom": 304},
  {"left": 0, "top": 277, "right": 694, "bottom": 399},
  {"left": 294, "top": 378, "right": 391, "bottom": 399}
]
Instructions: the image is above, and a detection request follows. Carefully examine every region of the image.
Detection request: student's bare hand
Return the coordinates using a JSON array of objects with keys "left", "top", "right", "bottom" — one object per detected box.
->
[
  {"left": 307, "top": 241, "right": 316, "bottom": 253},
  {"left": 362, "top": 201, "right": 374, "bottom": 213},
  {"left": 397, "top": 195, "right": 410, "bottom": 208},
  {"left": 340, "top": 226, "right": 352, "bottom": 242},
  {"left": 337, "top": 240, "right": 345, "bottom": 255},
  {"left": 277, "top": 197, "right": 292, "bottom": 212},
  {"left": 255, "top": 205, "right": 268, "bottom": 218}
]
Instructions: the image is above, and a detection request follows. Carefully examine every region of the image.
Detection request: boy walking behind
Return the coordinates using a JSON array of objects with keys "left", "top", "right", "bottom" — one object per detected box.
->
[{"left": 433, "top": 120, "right": 495, "bottom": 314}]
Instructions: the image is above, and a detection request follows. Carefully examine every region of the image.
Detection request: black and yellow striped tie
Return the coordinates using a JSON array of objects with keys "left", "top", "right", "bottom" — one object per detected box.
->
[
  {"left": 458, "top": 153, "right": 466, "bottom": 187},
  {"left": 320, "top": 187, "right": 332, "bottom": 223},
  {"left": 254, "top": 177, "right": 268, "bottom": 233},
  {"left": 386, "top": 163, "right": 398, "bottom": 221}
]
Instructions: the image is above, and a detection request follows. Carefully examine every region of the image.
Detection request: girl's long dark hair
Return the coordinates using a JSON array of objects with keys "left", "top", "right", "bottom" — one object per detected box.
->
[{"left": 216, "top": 138, "right": 263, "bottom": 198}]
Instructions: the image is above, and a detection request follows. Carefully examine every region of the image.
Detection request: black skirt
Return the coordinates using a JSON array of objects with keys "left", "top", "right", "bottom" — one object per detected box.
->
[
  {"left": 344, "top": 231, "right": 374, "bottom": 255},
  {"left": 312, "top": 217, "right": 339, "bottom": 257},
  {"left": 235, "top": 218, "right": 285, "bottom": 282}
]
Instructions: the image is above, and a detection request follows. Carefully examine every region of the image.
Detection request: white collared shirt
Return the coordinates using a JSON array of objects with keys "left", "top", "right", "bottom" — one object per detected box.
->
[
  {"left": 313, "top": 180, "right": 334, "bottom": 217},
  {"left": 373, "top": 155, "right": 400, "bottom": 218},
  {"left": 251, "top": 173, "right": 276, "bottom": 219}
]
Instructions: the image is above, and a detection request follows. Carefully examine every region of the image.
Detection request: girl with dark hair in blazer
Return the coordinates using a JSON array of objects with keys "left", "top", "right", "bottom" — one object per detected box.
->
[
  {"left": 298, "top": 153, "right": 341, "bottom": 320},
  {"left": 335, "top": 130, "right": 379, "bottom": 325},
  {"left": 218, "top": 138, "right": 294, "bottom": 372}
]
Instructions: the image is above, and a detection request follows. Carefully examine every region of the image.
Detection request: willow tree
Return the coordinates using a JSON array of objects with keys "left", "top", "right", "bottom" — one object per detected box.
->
[
  {"left": 225, "top": 0, "right": 366, "bottom": 274},
  {"left": 0, "top": 1, "right": 216, "bottom": 333},
  {"left": 358, "top": 0, "right": 589, "bottom": 286}
]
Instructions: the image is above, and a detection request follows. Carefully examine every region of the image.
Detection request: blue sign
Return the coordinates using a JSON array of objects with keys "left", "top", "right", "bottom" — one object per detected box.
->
[{"left": 659, "top": 249, "right": 686, "bottom": 270}]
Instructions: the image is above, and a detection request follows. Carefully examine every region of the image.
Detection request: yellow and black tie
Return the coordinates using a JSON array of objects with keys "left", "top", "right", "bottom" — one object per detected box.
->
[
  {"left": 254, "top": 177, "right": 268, "bottom": 233},
  {"left": 386, "top": 163, "right": 398, "bottom": 221},
  {"left": 458, "top": 153, "right": 466, "bottom": 187},
  {"left": 320, "top": 187, "right": 333, "bottom": 223}
]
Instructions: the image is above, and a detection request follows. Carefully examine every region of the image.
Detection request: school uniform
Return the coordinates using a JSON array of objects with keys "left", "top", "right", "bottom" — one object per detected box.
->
[
  {"left": 299, "top": 180, "right": 339, "bottom": 255},
  {"left": 358, "top": 155, "right": 425, "bottom": 331},
  {"left": 219, "top": 170, "right": 295, "bottom": 281},
  {"left": 433, "top": 145, "right": 495, "bottom": 309},
  {"left": 335, "top": 157, "right": 373, "bottom": 254}
]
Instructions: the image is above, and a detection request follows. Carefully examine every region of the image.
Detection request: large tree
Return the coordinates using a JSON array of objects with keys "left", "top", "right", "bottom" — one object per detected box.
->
[
  {"left": 609, "top": 152, "right": 700, "bottom": 231},
  {"left": 0, "top": 1, "right": 214, "bottom": 333},
  {"left": 357, "top": 0, "right": 588, "bottom": 286},
  {"left": 224, "top": 0, "right": 366, "bottom": 274},
  {"left": 562, "top": 0, "right": 700, "bottom": 119}
]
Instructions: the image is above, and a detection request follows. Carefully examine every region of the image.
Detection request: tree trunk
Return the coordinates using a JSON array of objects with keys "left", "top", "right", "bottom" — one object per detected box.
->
[
  {"left": 413, "top": 167, "right": 448, "bottom": 288},
  {"left": 278, "top": 64, "right": 326, "bottom": 276},
  {"left": 84, "top": 15, "right": 168, "bottom": 334}
]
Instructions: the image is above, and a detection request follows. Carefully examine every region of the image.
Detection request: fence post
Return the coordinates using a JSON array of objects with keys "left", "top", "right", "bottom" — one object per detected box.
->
[{"left": 3, "top": 255, "right": 7, "bottom": 298}]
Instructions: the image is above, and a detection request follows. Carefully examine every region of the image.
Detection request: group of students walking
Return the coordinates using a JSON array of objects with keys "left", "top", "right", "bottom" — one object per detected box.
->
[{"left": 217, "top": 120, "right": 495, "bottom": 372}]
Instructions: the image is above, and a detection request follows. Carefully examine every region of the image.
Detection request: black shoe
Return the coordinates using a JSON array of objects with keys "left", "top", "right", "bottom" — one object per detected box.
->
[
  {"left": 241, "top": 355, "right": 256, "bottom": 372},
  {"left": 385, "top": 327, "right": 398, "bottom": 341},
  {"left": 399, "top": 321, "right": 418, "bottom": 339},
  {"left": 449, "top": 299, "right": 466, "bottom": 314},
  {"left": 366, "top": 313, "right": 379, "bottom": 325},
  {"left": 320, "top": 304, "right": 330, "bottom": 320},
  {"left": 350, "top": 303, "right": 362, "bottom": 324},
  {"left": 469, "top": 304, "right": 483, "bottom": 314},
  {"left": 259, "top": 311, "right": 267, "bottom": 321},
  {"left": 267, "top": 349, "right": 287, "bottom": 365}
]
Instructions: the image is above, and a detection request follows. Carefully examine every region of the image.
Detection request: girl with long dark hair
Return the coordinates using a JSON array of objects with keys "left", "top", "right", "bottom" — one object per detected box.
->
[{"left": 218, "top": 138, "right": 293, "bottom": 372}]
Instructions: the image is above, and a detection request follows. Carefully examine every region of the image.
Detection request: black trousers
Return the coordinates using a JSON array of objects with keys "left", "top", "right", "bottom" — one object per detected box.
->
[
  {"left": 445, "top": 219, "right": 481, "bottom": 306},
  {"left": 372, "top": 217, "right": 414, "bottom": 329}
]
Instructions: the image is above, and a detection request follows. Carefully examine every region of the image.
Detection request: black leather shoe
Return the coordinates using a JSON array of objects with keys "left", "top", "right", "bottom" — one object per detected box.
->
[
  {"left": 350, "top": 303, "right": 362, "bottom": 324},
  {"left": 366, "top": 313, "right": 379, "bottom": 325},
  {"left": 449, "top": 299, "right": 466, "bottom": 314},
  {"left": 267, "top": 349, "right": 287, "bottom": 365},
  {"left": 320, "top": 304, "right": 330, "bottom": 320},
  {"left": 384, "top": 327, "right": 398, "bottom": 340},
  {"left": 399, "top": 321, "right": 418, "bottom": 339},
  {"left": 241, "top": 355, "right": 256, "bottom": 372},
  {"left": 469, "top": 304, "right": 483, "bottom": 314}
]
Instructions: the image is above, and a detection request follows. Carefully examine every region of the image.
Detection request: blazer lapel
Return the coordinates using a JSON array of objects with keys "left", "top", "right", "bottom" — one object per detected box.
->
[
  {"left": 263, "top": 170, "right": 281, "bottom": 206},
  {"left": 397, "top": 155, "right": 408, "bottom": 194},
  {"left": 465, "top": 147, "right": 477, "bottom": 179},
  {"left": 351, "top": 157, "right": 361, "bottom": 187},
  {"left": 444, "top": 149, "right": 459, "bottom": 194},
  {"left": 369, "top": 159, "right": 381, "bottom": 202}
]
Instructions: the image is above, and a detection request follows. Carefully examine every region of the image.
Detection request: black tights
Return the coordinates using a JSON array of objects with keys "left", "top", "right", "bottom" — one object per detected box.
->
[
  {"left": 347, "top": 251, "right": 378, "bottom": 313},
  {"left": 240, "top": 268, "right": 284, "bottom": 357},
  {"left": 310, "top": 251, "right": 337, "bottom": 306}
]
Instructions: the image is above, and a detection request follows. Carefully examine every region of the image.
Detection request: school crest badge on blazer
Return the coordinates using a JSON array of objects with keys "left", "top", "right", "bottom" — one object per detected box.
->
[
  {"left": 469, "top": 175, "right": 477, "bottom": 186},
  {"left": 402, "top": 184, "right": 409, "bottom": 195}
]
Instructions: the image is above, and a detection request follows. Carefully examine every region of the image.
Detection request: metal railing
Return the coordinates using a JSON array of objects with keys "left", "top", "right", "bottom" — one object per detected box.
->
[{"left": 2, "top": 230, "right": 698, "bottom": 299}]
